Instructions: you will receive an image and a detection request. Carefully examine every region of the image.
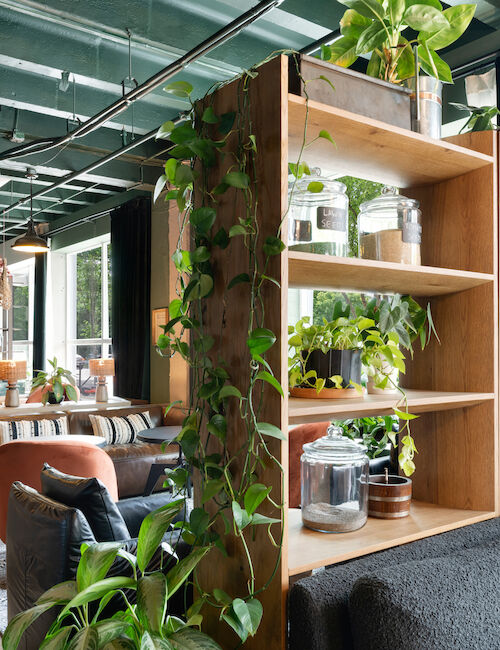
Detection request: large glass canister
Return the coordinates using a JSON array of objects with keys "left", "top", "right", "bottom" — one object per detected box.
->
[
  {"left": 301, "top": 424, "right": 369, "bottom": 533},
  {"left": 288, "top": 169, "right": 349, "bottom": 256},
  {"left": 358, "top": 186, "right": 422, "bottom": 265}
]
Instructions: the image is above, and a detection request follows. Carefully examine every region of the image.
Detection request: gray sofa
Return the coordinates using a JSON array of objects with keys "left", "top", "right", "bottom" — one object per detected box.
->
[{"left": 289, "top": 517, "right": 500, "bottom": 649}]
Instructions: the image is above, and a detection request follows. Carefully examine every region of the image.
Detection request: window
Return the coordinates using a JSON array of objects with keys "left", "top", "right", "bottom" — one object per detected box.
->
[
  {"left": 7, "top": 259, "right": 34, "bottom": 395},
  {"left": 66, "top": 239, "right": 112, "bottom": 400}
]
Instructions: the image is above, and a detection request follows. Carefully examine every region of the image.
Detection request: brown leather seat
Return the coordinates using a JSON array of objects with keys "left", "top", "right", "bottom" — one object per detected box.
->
[
  {"left": 0, "top": 404, "right": 186, "bottom": 499},
  {"left": 105, "top": 440, "right": 180, "bottom": 497},
  {"left": 289, "top": 422, "right": 329, "bottom": 508},
  {"left": 0, "top": 439, "right": 117, "bottom": 541}
]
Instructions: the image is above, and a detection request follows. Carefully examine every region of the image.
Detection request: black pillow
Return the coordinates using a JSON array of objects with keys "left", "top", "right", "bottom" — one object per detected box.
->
[{"left": 40, "top": 464, "right": 130, "bottom": 542}]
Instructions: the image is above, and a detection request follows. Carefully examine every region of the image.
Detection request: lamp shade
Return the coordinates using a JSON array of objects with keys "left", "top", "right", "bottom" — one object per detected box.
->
[
  {"left": 89, "top": 358, "right": 115, "bottom": 377},
  {"left": 0, "top": 360, "right": 26, "bottom": 382},
  {"left": 11, "top": 220, "right": 49, "bottom": 254}
]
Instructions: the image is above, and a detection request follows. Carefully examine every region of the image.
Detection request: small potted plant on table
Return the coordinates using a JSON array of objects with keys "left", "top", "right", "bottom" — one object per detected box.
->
[{"left": 29, "top": 357, "right": 78, "bottom": 405}]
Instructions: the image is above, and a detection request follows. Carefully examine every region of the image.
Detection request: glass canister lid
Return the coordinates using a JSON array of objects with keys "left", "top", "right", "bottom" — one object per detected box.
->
[
  {"left": 302, "top": 424, "right": 368, "bottom": 463},
  {"left": 292, "top": 168, "right": 347, "bottom": 201},
  {"left": 359, "top": 186, "right": 419, "bottom": 214}
]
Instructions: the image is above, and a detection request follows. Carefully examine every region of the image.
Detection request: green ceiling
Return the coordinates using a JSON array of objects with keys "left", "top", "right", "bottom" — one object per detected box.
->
[{"left": 0, "top": 0, "right": 498, "bottom": 235}]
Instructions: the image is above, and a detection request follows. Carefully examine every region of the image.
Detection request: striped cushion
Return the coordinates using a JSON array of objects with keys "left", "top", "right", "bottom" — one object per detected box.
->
[
  {"left": 0, "top": 416, "right": 69, "bottom": 444},
  {"left": 89, "top": 411, "right": 153, "bottom": 445}
]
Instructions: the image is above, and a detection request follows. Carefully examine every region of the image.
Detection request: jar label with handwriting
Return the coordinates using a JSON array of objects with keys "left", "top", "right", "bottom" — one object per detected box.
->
[
  {"left": 317, "top": 207, "right": 347, "bottom": 232},
  {"left": 402, "top": 222, "right": 422, "bottom": 244}
]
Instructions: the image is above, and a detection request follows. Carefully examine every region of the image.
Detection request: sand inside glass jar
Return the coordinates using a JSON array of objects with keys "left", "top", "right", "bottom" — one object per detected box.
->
[
  {"left": 360, "top": 229, "right": 421, "bottom": 265},
  {"left": 302, "top": 502, "right": 366, "bottom": 533}
]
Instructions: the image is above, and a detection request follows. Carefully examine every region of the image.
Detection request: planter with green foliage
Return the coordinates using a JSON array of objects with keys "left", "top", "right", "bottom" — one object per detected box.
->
[
  {"left": 322, "top": 0, "right": 475, "bottom": 85},
  {"left": 30, "top": 357, "right": 78, "bottom": 405},
  {"left": 288, "top": 300, "right": 374, "bottom": 395},
  {"left": 358, "top": 294, "right": 438, "bottom": 394},
  {"left": 3, "top": 499, "right": 222, "bottom": 649}
]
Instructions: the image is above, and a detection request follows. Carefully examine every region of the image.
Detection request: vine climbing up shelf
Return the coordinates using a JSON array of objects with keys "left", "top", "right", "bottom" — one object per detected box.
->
[{"left": 194, "top": 55, "right": 499, "bottom": 649}]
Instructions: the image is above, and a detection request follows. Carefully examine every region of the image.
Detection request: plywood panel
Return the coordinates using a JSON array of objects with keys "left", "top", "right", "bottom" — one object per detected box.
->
[
  {"left": 194, "top": 55, "right": 289, "bottom": 649},
  {"left": 288, "top": 504, "right": 495, "bottom": 575},
  {"left": 288, "top": 251, "right": 494, "bottom": 296},
  {"left": 403, "top": 133, "right": 498, "bottom": 512},
  {"left": 288, "top": 390, "right": 494, "bottom": 424},
  {"left": 288, "top": 94, "right": 494, "bottom": 186}
]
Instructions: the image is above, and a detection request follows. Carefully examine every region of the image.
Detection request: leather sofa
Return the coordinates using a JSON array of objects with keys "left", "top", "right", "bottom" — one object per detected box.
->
[
  {"left": 7, "top": 480, "right": 189, "bottom": 649},
  {"left": 0, "top": 404, "right": 184, "bottom": 498}
]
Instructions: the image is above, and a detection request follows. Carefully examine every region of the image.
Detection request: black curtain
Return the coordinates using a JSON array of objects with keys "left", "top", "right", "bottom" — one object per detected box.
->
[
  {"left": 111, "top": 197, "right": 151, "bottom": 401},
  {"left": 33, "top": 254, "right": 46, "bottom": 375}
]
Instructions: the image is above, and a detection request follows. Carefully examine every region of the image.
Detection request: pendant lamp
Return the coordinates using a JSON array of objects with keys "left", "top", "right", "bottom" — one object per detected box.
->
[{"left": 11, "top": 168, "right": 49, "bottom": 253}]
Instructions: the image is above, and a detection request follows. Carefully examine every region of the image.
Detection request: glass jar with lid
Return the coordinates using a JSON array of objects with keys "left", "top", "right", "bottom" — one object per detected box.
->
[
  {"left": 358, "top": 186, "right": 422, "bottom": 265},
  {"left": 301, "top": 424, "right": 369, "bottom": 533},
  {"left": 288, "top": 168, "right": 349, "bottom": 257}
]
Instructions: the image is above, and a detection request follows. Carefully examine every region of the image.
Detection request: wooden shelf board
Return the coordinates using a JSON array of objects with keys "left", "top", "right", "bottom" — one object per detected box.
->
[
  {"left": 288, "top": 503, "right": 495, "bottom": 576},
  {"left": 288, "top": 251, "right": 494, "bottom": 296},
  {"left": 288, "top": 389, "right": 494, "bottom": 424},
  {"left": 288, "top": 94, "right": 494, "bottom": 187}
]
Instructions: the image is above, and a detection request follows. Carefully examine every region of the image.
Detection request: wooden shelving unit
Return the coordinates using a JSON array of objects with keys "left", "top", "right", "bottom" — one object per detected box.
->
[
  {"left": 288, "top": 93, "right": 494, "bottom": 186},
  {"left": 195, "top": 56, "right": 498, "bottom": 649},
  {"left": 288, "top": 504, "right": 495, "bottom": 576},
  {"left": 289, "top": 389, "right": 495, "bottom": 424},
  {"left": 288, "top": 251, "right": 494, "bottom": 296}
]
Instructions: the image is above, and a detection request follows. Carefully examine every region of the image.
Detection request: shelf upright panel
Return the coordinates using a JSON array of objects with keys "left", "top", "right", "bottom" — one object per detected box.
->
[
  {"left": 193, "top": 55, "right": 289, "bottom": 649},
  {"left": 403, "top": 131, "right": 498, "bottom": 512}
]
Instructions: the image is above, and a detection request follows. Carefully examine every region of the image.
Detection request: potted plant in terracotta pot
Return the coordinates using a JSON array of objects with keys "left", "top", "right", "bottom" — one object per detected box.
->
[
  {"left": 29, "top": 357, "right": 78, "bottom": 405},
  {"left": 288, "top": 300, "right": 373, "bottom": 398}
]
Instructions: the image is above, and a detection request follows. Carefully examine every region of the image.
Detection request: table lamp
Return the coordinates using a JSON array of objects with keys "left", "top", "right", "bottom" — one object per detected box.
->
[
  {"left": 89, "top": 358, "right": 115, "bottom": 403},
  {"left": 0, "top": 360, "right": 27, "bottom": 407}
]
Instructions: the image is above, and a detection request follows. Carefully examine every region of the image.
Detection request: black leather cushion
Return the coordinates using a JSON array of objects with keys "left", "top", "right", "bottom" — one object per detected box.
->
[
  {"left": 40, "top": 464, "right": 130, "bottom": 542},
  {"left": 349, "top": 541, "right": 500, "bottom": 650},
  {"left": 7, "top": 482, "right": 96, "bottom": 650},
  {"left": 117, "top": 491, "right": 187, "bottom": 538}
]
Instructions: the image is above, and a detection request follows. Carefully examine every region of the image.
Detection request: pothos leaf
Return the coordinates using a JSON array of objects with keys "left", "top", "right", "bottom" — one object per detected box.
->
[{"left": 255, "top": 370, "right": 284, "bottom": 397}]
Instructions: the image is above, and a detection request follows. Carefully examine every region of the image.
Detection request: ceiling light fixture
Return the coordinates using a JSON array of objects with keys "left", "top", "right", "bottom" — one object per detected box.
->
[{"left": 11, "top": 168, "right": 49, "bottom": 254}]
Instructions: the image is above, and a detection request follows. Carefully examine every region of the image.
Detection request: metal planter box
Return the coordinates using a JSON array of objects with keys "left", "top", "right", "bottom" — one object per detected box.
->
[{"left": 290, "top": 54, "right": 412, "bottom": 130}]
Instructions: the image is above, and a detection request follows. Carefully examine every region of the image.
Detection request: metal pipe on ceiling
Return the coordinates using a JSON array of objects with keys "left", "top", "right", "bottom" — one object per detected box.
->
[
  {"left": 0, "top": 117, "right": 185, "bottom": 231},
  {"left": 300, "top": 30, "right": 341, "bottom": 56},
  {"left": 0, "top": 0, "right": 284, "bottom": 163}
]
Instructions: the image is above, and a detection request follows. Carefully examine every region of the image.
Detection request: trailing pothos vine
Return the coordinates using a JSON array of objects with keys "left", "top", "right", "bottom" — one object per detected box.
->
[{"left": 155, "top": 53, "right": 335, "bottom": 644}]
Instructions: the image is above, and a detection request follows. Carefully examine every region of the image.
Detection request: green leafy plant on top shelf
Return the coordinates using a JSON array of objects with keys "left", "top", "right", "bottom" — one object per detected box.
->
[
  {"left": 451, "top": 103, "right": 500, "bottom": 132},
  {"left": 31, "top": 357, "right": 78, "bottom": 405},
  {"left": 320, "top": 0, "right": 475, "bottom": 84},
  {"left": 335, "top": 416, "right": 395, "bottom": 459},
  {"left": 3, "top": 499, "right": 221, "bottom": 650},
  {"left": 288, "top": 299, "right": 374, "bottom": 393}
]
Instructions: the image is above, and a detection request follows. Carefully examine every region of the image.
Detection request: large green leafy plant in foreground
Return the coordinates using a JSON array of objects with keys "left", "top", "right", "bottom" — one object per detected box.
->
[
  {"left": 3, "top": 499, "right": 220, "bottom": 649},
  {"left": 322, "top": 0, "right": 475, "bottom": 84}
]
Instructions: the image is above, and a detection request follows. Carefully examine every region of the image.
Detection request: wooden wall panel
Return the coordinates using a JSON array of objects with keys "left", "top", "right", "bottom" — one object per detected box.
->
[
  {"left": 403, "top": 132, "right": 498, "bottom": 512},
  {"left": 194, "top": 56, "right": 289, "bottom": 649}
]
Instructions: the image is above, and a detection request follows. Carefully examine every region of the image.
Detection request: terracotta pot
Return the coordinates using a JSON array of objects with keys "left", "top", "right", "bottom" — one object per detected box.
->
[
  {"left": 290, "top": 386, "right": 364, "bottom": 399},
  {"left": 368, "top": 474, "right": 412, "bottom": 519}
]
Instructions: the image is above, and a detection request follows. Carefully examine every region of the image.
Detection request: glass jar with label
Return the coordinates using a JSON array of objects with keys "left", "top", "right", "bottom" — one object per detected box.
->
[
  {"left": 301, "top": 424, "right": 369, "bottom": 533},
  {"left": 358, "top": 186, "right": 422, "bottom": 265},
  {"left": 288, "top": 169, "right": 349, "bottom": 256}
]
